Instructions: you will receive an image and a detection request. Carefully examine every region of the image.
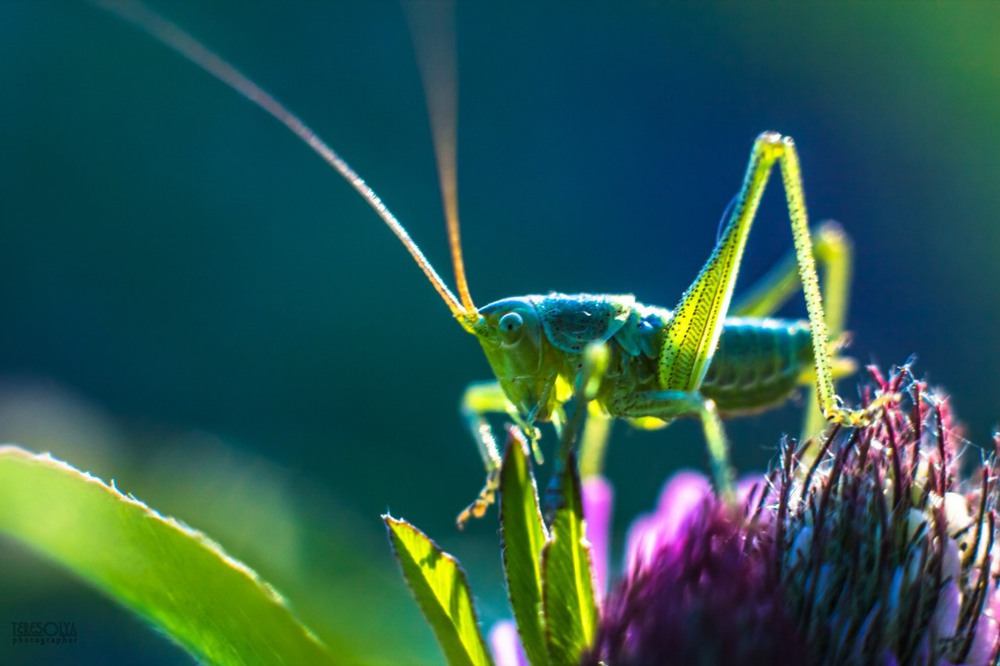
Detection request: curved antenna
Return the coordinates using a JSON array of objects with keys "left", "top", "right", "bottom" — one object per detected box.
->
[
  {"left": 91, "top": 0, "right": 479, "bottom": 331},
  {"left": 404, "top": 0, "right": 476, "bottom": 318}
]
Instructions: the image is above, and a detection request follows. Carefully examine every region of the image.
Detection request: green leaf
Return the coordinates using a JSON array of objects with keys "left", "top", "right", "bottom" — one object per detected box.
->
[
  {"left": 540, "top": 453, "right": 597, "bottom": 665},
  {"left": 0, "top": 445, "right": 334, "bottom": 666},
  {"left": 383, "top": 515, "right": 494, "bottom": 666},
  {"left": 498, "top": 435, "right": 549, "bottom": 666}
]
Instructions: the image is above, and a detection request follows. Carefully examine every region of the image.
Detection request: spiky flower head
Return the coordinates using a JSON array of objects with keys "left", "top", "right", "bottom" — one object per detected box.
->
[
  {"left": 777, "top": 366, "right": 999, "bottom": 664},
  {"left": 585, "top": 366, "right": 1000, "bottom": 665}
]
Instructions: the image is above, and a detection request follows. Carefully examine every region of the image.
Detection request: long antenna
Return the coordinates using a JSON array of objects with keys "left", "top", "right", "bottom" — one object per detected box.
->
[
  {"left": 91, "top": 0, "right": 480, "bottom": 331},
  {"left": 404, "top": 1, "right": 476, "bottom": 317}
]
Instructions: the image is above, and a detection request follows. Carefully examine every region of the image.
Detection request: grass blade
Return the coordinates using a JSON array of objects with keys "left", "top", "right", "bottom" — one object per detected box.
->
[{"left": 0, "top": 445, "right": 334, "bottom": 666}]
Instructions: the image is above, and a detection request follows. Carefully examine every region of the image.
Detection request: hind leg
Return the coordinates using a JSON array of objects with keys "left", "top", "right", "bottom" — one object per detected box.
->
[
  {"left": 730, "top": 220, "right": 855, "bottom": 439},
  {"left": 615, "top": 390, "right": 735, "bottom": 503},
  {"left": 659, "top": 134, "right": 886, "bottom": 432}
]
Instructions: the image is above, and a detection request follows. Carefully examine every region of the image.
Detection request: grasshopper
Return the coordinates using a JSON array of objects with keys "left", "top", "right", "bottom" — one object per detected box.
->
[{"left": 98, "top": 1, "right": 890, "bottom": 526}]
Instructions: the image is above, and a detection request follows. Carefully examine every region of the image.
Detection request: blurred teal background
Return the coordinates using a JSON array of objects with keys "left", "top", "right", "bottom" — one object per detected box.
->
[{"left": 1, "top": 2, "right": 999, "bottom": 664}]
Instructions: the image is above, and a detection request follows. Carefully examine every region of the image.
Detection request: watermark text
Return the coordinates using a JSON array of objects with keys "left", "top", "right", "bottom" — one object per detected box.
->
[{"left": 11, "top": 621, "right": 78, "bottom": 646}]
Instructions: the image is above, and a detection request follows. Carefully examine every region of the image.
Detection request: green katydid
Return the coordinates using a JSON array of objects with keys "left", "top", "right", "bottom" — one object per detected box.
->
[{"left": 97, "top": 1, "right": 892, "bottom": 527}]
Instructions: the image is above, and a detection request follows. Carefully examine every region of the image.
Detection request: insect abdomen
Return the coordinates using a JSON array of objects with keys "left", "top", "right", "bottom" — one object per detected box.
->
[{"left": 701, "top": 318, "right": 813, "bottom": 415}]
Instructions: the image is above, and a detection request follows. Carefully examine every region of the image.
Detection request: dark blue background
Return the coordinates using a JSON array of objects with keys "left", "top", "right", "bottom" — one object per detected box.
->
[{"left": 1, "top": 2, "right": 998, "bottom": 663}]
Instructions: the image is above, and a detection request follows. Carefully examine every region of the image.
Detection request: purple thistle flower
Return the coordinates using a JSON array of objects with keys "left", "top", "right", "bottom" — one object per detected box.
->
[
  {"left": 583, "top": 365, "right": 1000, "bottom": 666},
  {"left": 584, "top": 472, "right": 806, "bottom": 665},
  {"left": 772, "top": 366, "right": 1000, "bottom": 665}
]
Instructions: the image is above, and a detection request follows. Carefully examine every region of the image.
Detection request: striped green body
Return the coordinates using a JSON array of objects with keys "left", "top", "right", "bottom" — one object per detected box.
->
[
  {"left": 702, "top": 317, "right": 814, "bottom": 414},
  {"left": 583, "top": 303, "right": 813, "bottom": 421},
  {"left": 475, "top": 294, "right": 817, "bottom": 428},
  {"left": 590, "top": 303, "right": 813, "bottom": 418}
]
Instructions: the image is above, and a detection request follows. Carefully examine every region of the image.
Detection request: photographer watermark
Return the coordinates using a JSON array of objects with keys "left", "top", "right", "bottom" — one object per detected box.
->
[{"left": 11, "top": 621, "right": 78, "bottom": 646}]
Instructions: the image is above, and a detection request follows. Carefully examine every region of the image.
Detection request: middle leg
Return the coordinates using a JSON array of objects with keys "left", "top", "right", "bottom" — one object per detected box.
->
[{"left": 616, "top": 389, "right": 735, "bottom": 503}]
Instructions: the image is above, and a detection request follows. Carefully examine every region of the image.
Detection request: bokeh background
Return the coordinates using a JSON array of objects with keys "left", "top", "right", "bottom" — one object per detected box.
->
[{"left": 1, "top": 2, "right": 998, "bottom": 664}]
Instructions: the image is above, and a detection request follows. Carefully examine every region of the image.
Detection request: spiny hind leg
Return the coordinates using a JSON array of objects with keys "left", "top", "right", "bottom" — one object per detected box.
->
[
  {"left": 729, "top": 220, "right": 856, "bottom": 437},
  {"left": 731, "top": 220, "right": 852, "bottom": 330},
  {"left": 659, "top": 132, "right": 886, "bottom": 435},
  {"left": 801, "top": 222, "right": 854, "bottom": 439},
  {"left": 760, "top": 136, "right": 892, "bottom": 426}
]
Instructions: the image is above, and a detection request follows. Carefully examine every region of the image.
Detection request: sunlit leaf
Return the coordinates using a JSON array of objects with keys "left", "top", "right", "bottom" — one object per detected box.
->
[
  {"left": 0, "top": 445, "right": 334, "bottom": 666},
  {"left": 540, "top": 454, "right": 597, "bottom": 665},
  {"left": 498, "top": 434, "right": 549, "bottom": 666},
  {"left": 384, "top": 515, "right": 494, "bottom": 666}
]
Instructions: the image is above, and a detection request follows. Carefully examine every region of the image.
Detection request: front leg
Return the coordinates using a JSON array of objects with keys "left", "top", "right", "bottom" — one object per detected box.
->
[
  {"left": 456, "top": 380, "right": 557, "bottom": 528},
  {"left": 460, "top": 380, "right": 508, "bottom": 474},
  {"left": 456, "top": 381, "right": 510, "bottom": 528},
  {"left": 543, "top": 343, "right": 612, "bottom": 521},
  {"left": 460, "top": 380, "right": 548, "bottom": 466}
]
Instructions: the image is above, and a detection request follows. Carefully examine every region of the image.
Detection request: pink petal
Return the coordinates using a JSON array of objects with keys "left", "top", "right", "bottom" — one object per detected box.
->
[
  {"left": 625, "top": 470, "right": 711, "bottom": 574},
  {"left": 654, "top": 470, "right": 712, "bottom": 529},
  {"left": 582, "top": 475, "right": 613, "bottom": 602},
  {"left": 489, "top": 620, "right": 528, "bottom": 666}
]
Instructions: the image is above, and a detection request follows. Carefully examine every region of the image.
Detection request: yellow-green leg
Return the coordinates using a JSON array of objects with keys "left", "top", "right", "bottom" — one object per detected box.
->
[
  {"left": 578, "top": 401, "right": 612, "bottom": 479},
  {"left": 460, "top": 381, "right": 508, "bottom": 473},
  {"left": 456, "top": 380, "right": 559, "bottom": 527},
  {"left": 731, "top": 220, "right": 852, "bottom": 330},
  {"left": 729, "top": 220, "right": 855, "bottom": 440},
  {"left": 458, "top": 346, "right": 612, "bottom": 526},
  {"left": 456, "top": 381, "right": 508, "bottom": 527},
  {"left": 615, "top": 389, "right": 735, "bottom": 504},
  {"left": 657, "top": 132, "right": 887, "bottom": 498},
  {"left": 544, "top": 343, "right": 611, "bottom": 520}
]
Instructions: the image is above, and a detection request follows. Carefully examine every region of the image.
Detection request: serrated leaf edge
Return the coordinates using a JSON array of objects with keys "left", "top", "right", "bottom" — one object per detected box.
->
[
  {"left": 383, "top": 514, "right": 494, "bottom": 666},
  {"left": 499, "top": 436, "right": 550, "bottom": 666}
]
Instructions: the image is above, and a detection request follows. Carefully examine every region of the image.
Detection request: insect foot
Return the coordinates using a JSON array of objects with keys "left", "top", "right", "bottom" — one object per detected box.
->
[
  {"left": 456, "top": 467, "right": 501, "bottom": 530},
  {"left": 456, "top": 425, "right": 531, "bottom": 529},
  {"left": 825, "top": 392, "right": 901, "bottom": 428}
]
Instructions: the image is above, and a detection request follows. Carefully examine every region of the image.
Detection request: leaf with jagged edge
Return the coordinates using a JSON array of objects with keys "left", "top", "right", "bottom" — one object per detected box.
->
[
  {"left": 540, "top": 453, "right": 597, "bottom": 665},
  {"left": 0, "top": 445, "right": 334, "bottom": 666},
  {"left": 498, "top": 434, "right": 550, "bottom": 666},
  {"left": 384, "top": 515, "right": 494, "bottom": 666}
]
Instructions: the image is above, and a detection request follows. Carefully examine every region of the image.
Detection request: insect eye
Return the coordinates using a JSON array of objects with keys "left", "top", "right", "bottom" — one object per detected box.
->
[{"left": 498, "top": 312, "right": 524, "bottom": 342}]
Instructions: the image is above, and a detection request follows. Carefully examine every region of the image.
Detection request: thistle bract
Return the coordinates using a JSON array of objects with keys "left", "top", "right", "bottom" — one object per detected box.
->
[
  {"left": 586, "top": 366, "right": 1000, "bottom": 666},
  {"left": 774, "top": 367, "right": 999, "bottom": 664}
]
